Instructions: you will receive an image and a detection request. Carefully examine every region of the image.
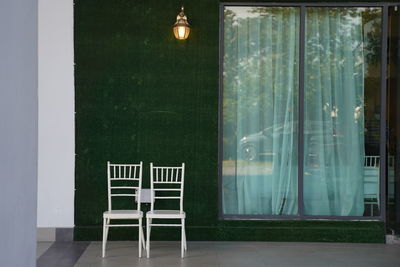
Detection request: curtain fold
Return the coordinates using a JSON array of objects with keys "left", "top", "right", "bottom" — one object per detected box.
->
[
  {"left": 223, "top": 7, "right": 299, "bottom": 215},
  {"left": 304, "top": 8, "right": 365, "bottom": 216},
  {"left": 223, "top": 7, "right": 367, "bottom": 217}
]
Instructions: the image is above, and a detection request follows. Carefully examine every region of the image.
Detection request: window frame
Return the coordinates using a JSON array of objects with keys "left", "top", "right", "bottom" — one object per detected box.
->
[{"left": 218, "top": 2, "right": 398, "bottom": 221}]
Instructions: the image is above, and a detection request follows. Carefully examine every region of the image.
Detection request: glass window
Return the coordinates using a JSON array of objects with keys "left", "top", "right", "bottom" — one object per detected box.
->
[
  {"left": 304, "top": 7, "right": 382, "bottom": 216},
  {"left": 222, "top": 6, "right": 299, "bottom": 215},
  {"left": 221, "top": 5, "right": 383, "bottom": 218}
]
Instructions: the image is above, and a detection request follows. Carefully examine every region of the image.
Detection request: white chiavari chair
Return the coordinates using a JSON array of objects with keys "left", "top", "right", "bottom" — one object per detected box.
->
[
  {"left": 146, "top": 163, "right": 187, "bottom": 258},
  {"left": 364, "top": 156, "right": 379, "bottom": 215},
  {"left": 102, "top": 161, "right": 145, "bottom": 257}
]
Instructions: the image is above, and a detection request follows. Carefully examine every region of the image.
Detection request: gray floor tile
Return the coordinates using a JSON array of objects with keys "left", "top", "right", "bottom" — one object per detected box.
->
[
  {"left": 37, "top": 241, "right": 90, "bottom": 267},
  {"left": 33, "top": 241, "right": 400, "bottom": 267},
  {"left": 253, "top": 242, "right": 400, "bottom": 267},
  {"left": 37, "top": 242, "right": 53, "bottom": 259},
  {"left": 75, "top": 241, "right": 220, "bottom": 267}
]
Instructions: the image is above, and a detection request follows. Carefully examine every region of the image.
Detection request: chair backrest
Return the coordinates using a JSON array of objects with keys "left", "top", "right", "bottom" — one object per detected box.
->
[
  {"left": 150, "top": 163, "right": 185, "bottom": 212},
  {"left": 363, "top": 156, "right": 379, "bottom": 197},
  {"left": 364, "top": 156, "right": 380, "bottom": 168},
  {"left": 107, "top": 161, "right": 143, "bottom": 211}
]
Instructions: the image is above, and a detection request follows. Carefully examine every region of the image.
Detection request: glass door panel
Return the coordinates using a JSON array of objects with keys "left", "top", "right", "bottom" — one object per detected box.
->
[
  {"left": 304, "top": 7, "right": 382, "bottom": 216},
  {"left": 222, "top": 6, "right": 300, "bottom": 215}
]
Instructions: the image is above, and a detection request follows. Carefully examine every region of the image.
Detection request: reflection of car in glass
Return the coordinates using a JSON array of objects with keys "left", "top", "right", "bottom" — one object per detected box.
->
[
  {"left": 239, "top": 125, "right": 287, "bottom": 161},
  {"left": 240, "top": 127, "right": 273, "bottom": 160},
  {"left": 239, "top": 122, "right": 343, "bottom": 162}
]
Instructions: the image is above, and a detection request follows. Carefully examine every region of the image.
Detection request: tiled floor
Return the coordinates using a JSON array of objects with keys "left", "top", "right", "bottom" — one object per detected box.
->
[
  {"left": 37, "top": 242, "right": 53, "bottom": 259},
  {"left": 37, "top": 241, "right": 400, "bottom": 267}
]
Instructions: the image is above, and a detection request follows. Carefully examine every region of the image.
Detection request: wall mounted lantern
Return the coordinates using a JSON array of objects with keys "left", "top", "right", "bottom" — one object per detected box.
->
[{"left": 173, "top": 6, "right": 190, "bottom": 40}]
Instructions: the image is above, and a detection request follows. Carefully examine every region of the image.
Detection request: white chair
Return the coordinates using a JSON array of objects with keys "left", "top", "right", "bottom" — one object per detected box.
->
[
  {"left": 364, "top": 156, "right": 380, "bottom": 216},
  {"left": 146, "top": 163, "right": 187, "bottom": 258},
  {"left": 102, "top": 161, "right": 145, "bottom": 258}
]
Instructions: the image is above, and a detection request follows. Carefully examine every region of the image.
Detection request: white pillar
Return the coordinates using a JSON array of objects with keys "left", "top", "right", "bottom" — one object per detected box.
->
[{"left": 0, "top": 0, "right": 38, "bottom": 266}]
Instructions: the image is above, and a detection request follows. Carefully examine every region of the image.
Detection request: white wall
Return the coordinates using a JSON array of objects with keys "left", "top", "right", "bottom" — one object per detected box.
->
[{"left": 37, "top": 0, "right": 74, "bottom": 228}]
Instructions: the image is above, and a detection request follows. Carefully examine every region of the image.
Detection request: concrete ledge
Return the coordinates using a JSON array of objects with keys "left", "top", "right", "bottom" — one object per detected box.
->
[
  {"left": 37, "top": 228, "right": 73, "bottom": 242},
  {"left": 37, "top": 228, "right": 55, "bottom": 241}
]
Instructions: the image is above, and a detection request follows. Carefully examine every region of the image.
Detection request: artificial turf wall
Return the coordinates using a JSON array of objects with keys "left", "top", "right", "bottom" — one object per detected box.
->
[{"left": 74, "top": 0, "right": 385, "bottom": 242}]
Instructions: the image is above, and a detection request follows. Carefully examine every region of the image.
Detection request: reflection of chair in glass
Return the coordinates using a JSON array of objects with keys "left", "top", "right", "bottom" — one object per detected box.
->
[
  {"left": 146, "top": 163, "right": 187, "bottom": 258},
  {"left": 102, "top": 161, "right": 145, "bottom": 258},
  {"left": 364, "top": 156, "right": 379, "bottom": 215}
]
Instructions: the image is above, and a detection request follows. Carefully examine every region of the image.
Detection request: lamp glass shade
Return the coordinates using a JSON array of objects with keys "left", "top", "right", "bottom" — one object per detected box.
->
[{"left": 173, "top": 25, "right": 190, "bottom": 40}]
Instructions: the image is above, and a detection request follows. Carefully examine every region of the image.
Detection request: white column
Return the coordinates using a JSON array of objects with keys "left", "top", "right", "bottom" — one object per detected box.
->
[
  {"left": 37, "top": 0, "right": 75, "bottom": 228},
  {"left": 0, "top": 0, "right": 38, "bottom": 265}
]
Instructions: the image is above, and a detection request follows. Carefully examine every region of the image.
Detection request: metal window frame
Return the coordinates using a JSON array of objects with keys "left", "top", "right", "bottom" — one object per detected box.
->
[{"left": 218, "top": 2, "right": 398, "bottom": 221}]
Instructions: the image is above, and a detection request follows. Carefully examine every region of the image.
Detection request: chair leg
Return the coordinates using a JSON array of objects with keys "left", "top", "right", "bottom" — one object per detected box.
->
[
  {"left": 149, "top": 219, "right": 152, "bottom": 236},
  {"left": 146, "top": 218, "right": 151, "bottom": 258},
  {"left": 183, "top": 223, "right": 187, "bottom": 251},
  {"left": 102, "top": 218, "right": 108, "bottom": 258},
  {"left": 141, "top": 226, "right": 146, "bottom": 249},
  {"left": 181, "top": 218, "right": 185, "bottom": 258},
  {"left": 138, "top": 219, "right": 142, "bottom": 258},
  {"left": 105, "top": 218, "right": 110, "bottom": 238}
]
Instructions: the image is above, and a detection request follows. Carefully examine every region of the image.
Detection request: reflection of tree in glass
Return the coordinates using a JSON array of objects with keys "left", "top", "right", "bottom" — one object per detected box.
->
[
  {"left": 305, "top": 8, "right": 368, "bottom": 126},
  {"left": 223, "top": 7, "right": 381, "bottom": 159},
  {"left": 223, "top": 7, "right": 299, "bottom": 159},
  {"left": 362, "top": 8, "right": 381, "bottom": 67}
]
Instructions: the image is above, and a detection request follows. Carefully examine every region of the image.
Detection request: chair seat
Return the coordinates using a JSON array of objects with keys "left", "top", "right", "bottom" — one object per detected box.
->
[
  {"left": 103, "top": 210, "right": 143, "bottom": 219},
  {"left": 146, "top": 210, "right": 186, "bottom": 219}
]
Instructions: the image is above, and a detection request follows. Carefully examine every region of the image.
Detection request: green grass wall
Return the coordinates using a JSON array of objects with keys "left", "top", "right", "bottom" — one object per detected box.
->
[{"left": 74, "top": 0, "right": 385, "bottom": 242}]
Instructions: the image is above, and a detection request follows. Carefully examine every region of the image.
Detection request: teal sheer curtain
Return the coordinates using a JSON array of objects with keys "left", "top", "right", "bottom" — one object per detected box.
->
[
  {"left": 223, "top": 6, "right": 373, "bottom": 217},
  {"left": 223, "top": 7, "right": 299, "bottom": 215},
  {"left": 304, "top": 8, "right": 365, "bottom": 216}
]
